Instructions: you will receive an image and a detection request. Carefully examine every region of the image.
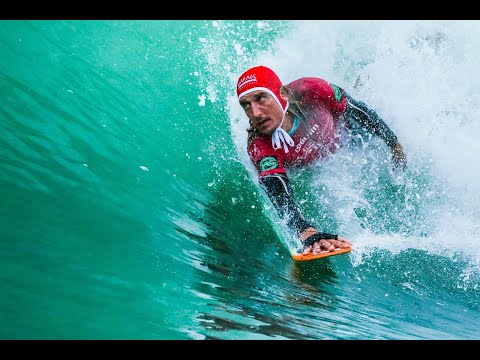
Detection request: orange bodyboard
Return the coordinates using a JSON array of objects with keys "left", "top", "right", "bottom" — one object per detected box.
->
[{"left": 292, "top": 247, "right": 351, "bottom": 262}]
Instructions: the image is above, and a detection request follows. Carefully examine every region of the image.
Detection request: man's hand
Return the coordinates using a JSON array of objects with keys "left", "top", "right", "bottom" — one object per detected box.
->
[
  {"left": 392, "top": 142, "right": 407, "bottom": 171},
  {"left": 300, "top": 227, "right": 352, "bottom": 255}
]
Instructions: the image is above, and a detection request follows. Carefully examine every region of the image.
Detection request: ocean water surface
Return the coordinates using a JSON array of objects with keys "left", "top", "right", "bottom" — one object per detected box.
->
[{"left": 1, "top": 20, "right": 479, "bottom": 340}]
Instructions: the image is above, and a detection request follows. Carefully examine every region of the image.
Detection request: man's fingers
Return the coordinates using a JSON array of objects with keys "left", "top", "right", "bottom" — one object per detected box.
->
[
  {"left": 319, "top": 239, "right": 352, "bottom": 251},
  {"left": 303, "top": 237, "right": 353, "bottom": 255},
  {"left": 302, "top": 245, "right": 313, "bottom": 255},
  {"left": 318, "top": 240, "right": 334, "bottom": 252},
  {"left": 337, "top": 237, "right": 352, "bottom": 246}
]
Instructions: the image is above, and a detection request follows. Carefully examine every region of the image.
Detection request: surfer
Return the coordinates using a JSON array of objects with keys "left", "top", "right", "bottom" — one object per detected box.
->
[{"left": 236, "top": 66, "right": 407, "bottom": 255}]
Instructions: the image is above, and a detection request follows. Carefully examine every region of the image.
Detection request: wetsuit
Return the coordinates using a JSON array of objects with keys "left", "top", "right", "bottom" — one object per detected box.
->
[{"left": 247, "top": 77, "right": 399, "bottom": 237}]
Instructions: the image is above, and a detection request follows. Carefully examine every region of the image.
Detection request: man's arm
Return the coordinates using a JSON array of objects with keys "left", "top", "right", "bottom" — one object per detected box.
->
[
  {"left": 260, "top": 173, "right": 312, "bottom": 235},
  {"left": 344, "top": 93, "right": 407, "bottom": 170},
  {"left": 259, "top": 174, "right": 344, "bottom": 252}
]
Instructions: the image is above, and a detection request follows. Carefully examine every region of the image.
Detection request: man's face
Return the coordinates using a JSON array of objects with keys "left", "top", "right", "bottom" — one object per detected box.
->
[{"left": 239, "top": 90, "right": 284, "bottom": 136}]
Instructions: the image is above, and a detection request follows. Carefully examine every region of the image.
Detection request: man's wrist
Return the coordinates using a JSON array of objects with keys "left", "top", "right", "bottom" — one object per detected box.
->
[
  {"left": 302, "top": 232, "right": 339, "bottom": 248},
  {"left": 300, "top": 227, "right": 316, "bottom": 241}
]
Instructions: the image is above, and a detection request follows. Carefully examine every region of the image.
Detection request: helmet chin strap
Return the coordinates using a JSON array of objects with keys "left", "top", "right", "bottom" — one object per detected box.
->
[{"left": 271, "top": 101, "right": 294, "bottom": 153}]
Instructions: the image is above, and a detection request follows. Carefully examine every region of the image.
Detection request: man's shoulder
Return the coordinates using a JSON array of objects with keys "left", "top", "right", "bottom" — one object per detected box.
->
[
  {"left": 287, "top": 76, "right": 328, "bottom": 85},
  {"left": 287, "top": 77, "right": 330, "bottom": 93}
]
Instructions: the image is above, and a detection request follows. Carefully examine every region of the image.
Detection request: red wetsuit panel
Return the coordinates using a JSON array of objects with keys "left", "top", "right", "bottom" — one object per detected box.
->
[
  {"left": 287, "top": 77, "right": 347, "bottom": 115},
  {"left": 248, "top": 77, "right": 347, "bottom": 178}
]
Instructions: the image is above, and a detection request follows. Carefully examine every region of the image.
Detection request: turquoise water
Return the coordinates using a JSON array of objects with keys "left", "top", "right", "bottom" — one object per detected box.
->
[{"left": 1, "top": 20, "right": 479, "bottom": 340}]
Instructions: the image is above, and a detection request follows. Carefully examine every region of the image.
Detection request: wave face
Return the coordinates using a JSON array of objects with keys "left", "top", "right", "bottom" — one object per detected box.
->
[{"left": 1, "top": 20, "right": 479, "bottom": 339}]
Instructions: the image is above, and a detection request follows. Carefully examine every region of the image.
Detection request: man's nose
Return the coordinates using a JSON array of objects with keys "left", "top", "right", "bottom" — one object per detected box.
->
[{"left": 251, "top": 103, "right": 263, "bottom": 117}]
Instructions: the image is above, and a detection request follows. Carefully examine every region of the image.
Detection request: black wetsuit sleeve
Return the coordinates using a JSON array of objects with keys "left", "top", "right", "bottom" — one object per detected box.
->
[
  {"left": 259, "top": 174, "right": 312, "bottom": 235},
  {"left": 344, "top": 93, "right": 398, "bottom": 148}
]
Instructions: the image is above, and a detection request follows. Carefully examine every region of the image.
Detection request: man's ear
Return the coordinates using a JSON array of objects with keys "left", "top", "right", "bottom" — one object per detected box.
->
[{"left": 279, "top": 86, "right": 289, "bottom": 102}]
